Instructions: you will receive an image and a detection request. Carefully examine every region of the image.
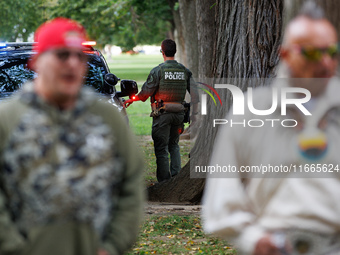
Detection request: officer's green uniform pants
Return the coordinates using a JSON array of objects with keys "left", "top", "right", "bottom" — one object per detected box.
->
[{"left": 152, "top": 112, "right": 184, "bottom": 182}]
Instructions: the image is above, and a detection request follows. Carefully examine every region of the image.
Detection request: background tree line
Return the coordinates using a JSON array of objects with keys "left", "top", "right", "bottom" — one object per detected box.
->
[{"left": 0, "top": 0, "right": 174, "bottom": 51}]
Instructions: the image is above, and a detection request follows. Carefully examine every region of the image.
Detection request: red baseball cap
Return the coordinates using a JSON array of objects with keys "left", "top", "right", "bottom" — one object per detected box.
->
[{"left": 30, "top": 17, "right": 87, "bottom": 67}]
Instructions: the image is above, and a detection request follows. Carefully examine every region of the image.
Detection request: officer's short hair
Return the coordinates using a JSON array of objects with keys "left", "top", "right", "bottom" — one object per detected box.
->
[{"left": 161, "top": 39, "right": 176, "bottom": 57}]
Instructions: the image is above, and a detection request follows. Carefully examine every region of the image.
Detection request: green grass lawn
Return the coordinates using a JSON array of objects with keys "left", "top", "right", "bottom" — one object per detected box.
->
[
  {"left": 106, "top": 53, "right": 163, "bottom": 83},
  {"left": 105, "top": 53, "right": 161, "bottom": 136},
  {"left": 126, "top": 101, "right": 152, "bottom": 136},
  {"left": 126, "top": 215, "right": 236, "bottom": 255}
]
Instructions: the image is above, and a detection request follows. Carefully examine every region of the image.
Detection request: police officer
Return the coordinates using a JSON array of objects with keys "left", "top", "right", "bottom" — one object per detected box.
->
[{"left": 125, "top": 39, "right": 198, "bottom": 183}]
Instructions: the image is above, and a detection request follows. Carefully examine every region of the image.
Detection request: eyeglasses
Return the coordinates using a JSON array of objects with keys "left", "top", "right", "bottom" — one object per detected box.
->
[
  {"left": 53, "top": 49, "right": 88, "bottom": 63},
  {"left": 295, "top": 44, "right": 339, "bottom": 62},
  {"left": 160, "top": 49, "right": 163, "bottom": 53}
]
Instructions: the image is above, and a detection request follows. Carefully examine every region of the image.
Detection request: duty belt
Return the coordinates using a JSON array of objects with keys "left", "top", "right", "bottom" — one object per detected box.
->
[{"left": 150, "top": 100, "right": 186, "bottom": 117}]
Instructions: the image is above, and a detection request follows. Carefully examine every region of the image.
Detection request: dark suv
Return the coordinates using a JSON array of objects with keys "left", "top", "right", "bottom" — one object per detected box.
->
[{"left": 0, "top": 42, "right": 137, "bottom": 115}]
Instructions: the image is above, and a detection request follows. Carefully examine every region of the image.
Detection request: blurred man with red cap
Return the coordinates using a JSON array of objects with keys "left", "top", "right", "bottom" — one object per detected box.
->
[{"left": 0, "top": 18, "right": 144, "bottom": 255}]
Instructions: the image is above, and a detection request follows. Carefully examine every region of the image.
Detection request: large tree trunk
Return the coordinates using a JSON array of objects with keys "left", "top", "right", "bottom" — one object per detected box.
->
[
  {"left": 179, "top": 0, "right": 199, "bottom": 115},
  {"left": 178, "top": 0, "right": 199, "bottom": 77},
  {"left": 168, "top": 0, "right": 187, "bottom": 65},
  {"left": 148, "top": 0, "right": 284, "bottom": 203},
  {"left": 192, "top": 0, "right": 283, "bottom": 191}
]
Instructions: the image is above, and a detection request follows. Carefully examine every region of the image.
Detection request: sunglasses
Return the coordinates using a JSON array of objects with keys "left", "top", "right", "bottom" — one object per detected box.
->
[
  {"left": 160, "top": 49, "right": 163, "bottom": 53},
  {"left": 297, "top": 44, "right": 339, "bottom": 62},
  {"left": 53, "top": 49, "right": 88, "bottom": 63}
]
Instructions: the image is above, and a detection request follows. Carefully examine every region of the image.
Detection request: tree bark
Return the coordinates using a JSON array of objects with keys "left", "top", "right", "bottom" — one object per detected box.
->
[
  {"left": 168, "top": 0, "right": 187, "bottom": 65},
  {"left": 192, "top": 0, "right": 283, "bottom": 195},
  {"left": 148, "top": 0, "right": 284, "bottom": 203},
  {"left": 178, "top": 0, "right": 198, "bottom": 77},
  {"left": 178, "top": 0, "right": 199, "bottom": 107},
  {"left": 194, "top": 0, "right": 283, "bottom": 170},
  {"left": 196, "top": 0, "right": 217, "bottom": 80}
]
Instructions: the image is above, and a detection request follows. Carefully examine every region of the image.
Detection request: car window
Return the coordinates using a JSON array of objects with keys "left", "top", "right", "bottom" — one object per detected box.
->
[
  {"left": 0, "top": 57, "right": 35, "bottom": 92},
  {"left": 0, "top": 53, "right": 108, "bottom": 94},
  {"left": 85, "top": 55, "right": 106, "bottom": 93}
]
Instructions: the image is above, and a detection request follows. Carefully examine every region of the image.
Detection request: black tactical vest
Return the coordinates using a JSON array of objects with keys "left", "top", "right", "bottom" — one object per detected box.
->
[{"left": 155, "top": 62, "right": 188, "bottom": 102}]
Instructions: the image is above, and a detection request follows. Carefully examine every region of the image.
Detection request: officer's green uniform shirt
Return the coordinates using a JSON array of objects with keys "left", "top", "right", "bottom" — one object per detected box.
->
[
  {"left": 137, "top": 60, "right": 198, "bottom": 103},
  {"left": 0, "top": 82, "right": 145, "bottom": 255}
]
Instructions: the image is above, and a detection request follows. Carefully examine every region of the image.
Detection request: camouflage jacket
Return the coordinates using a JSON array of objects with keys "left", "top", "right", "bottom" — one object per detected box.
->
[{"left": 0, "top": 82, "right": 144, "bottom": 255}]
